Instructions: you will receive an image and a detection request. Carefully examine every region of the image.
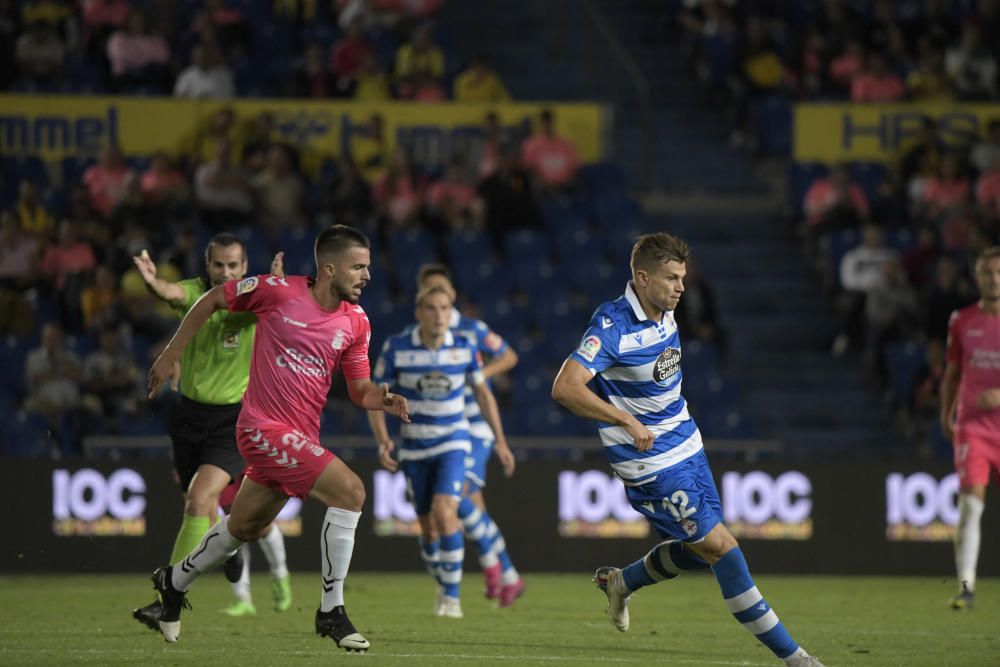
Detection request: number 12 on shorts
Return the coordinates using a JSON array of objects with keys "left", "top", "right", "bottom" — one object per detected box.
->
[{"left": 640, "top": 490, "right": 697, "bottom": 522}]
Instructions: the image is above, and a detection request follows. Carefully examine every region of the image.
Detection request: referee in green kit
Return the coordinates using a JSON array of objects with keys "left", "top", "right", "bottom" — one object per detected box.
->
[{"left": 129, "top": 233, "right": 284, "bottom": 628}]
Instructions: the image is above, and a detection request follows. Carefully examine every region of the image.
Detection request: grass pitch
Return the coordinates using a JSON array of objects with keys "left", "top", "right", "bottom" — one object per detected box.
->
[{"left": 0, "top": 573, "right": 996, "bottom": 666}]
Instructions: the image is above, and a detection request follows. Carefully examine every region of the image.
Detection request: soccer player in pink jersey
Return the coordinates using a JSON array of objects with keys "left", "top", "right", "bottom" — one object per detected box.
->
[
  {"left": 145, "top": 225, "right": 410, "bottom": 651},
  {"left": 941, "top": 246, "right": 1000, "bottom": 610}
]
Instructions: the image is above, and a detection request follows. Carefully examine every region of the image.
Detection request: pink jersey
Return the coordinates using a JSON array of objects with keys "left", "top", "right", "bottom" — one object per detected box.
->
[
  {"left": 224, "top": 274, "right": 372, "bottom": 440},
  {"left": 946, "top": 304, "right": 1000, "bottom": 436}
]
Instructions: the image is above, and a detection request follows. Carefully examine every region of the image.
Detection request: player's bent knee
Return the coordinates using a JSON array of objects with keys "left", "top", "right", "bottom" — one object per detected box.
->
[{"left": 183, "top": 493, "right": 220, "bottom": 517}]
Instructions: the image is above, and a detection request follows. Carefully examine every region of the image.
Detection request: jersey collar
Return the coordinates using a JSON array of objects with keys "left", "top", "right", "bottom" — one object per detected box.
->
[
  {"left": 449, "top": 307, "right": 461, "bottom": 328},
  {"left": 625, "top": 281, "right": 664, "bottom": 325},
  {"left": 410, "top": 326, "right": 455, "bottom": 348}
]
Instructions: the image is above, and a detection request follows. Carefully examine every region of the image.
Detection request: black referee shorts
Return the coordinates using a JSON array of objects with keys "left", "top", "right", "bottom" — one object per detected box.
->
[{"left": 168, "top": 396, "right": 245, "bottom": 492}]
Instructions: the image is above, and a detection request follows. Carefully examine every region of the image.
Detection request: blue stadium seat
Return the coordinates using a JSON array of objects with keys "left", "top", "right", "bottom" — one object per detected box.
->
[
  {"left": 445, "top": 230, "right": 494, "bottom": 266},
  {"left": 579, "top": 163, "right": 626, "bottom": 196},
  {"left": 886, "top": 341, "right": 925, "bottom": 407},
  {"left": 750, "top": 97, "right": 792, "bottom": 157},
  {"left": 503, "top": 229, "right": 551, "bottom": 264},
  {"left": 2, "top": 411, "right": 51, "bottom": 458},
  {"left": 62, "top": 156, "right": 96, "bottom": 187}
]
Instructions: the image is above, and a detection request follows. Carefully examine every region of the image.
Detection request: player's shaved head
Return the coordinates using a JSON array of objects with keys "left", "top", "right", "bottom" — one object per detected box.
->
[
  {"left": 416, "top": 284, "right": 454, "bottom": 307},
  {"left": 417, "top": 263, "right": 452, "bottom": 286},
  {"left": 315, "top": 224, "right": 370, "bottom": 265},
  {"left": 630, "top": 233, "right": 690, "bottom": 276}
]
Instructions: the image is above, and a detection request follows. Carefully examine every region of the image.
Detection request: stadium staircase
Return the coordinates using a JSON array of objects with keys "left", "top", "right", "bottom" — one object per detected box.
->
[{"left": 441, "top": 0, "right": 898, "bottom": 456}]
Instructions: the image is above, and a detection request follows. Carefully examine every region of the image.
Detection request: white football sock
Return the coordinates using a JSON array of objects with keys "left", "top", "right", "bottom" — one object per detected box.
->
[
  {"left": 955, "top": 494, "right": 984, "bottom": 593},
  {"left": 172, "top": 515, "right": 242, "bottom": 592},
  {"left": 259, "top": 523, "right": 289, "bottom": 579},
  {"left": 320, "top": 507, "right": 360, "bottom": 612}
]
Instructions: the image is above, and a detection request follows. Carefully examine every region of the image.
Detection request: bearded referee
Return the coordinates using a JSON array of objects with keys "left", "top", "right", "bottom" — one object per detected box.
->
[{"left": 130, "top": 234, "right": 288, "bottom": 628}]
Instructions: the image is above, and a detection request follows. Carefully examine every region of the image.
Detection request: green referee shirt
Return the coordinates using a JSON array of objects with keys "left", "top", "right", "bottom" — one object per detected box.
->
[{"left": 173, "top": 278, "right": 257, "bottom": 405}]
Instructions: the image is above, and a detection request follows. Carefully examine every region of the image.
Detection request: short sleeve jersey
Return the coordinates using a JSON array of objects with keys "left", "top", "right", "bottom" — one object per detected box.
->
[
  {"left": 224, "top": 274, "right": 372, "bottom": 441},
  {"left": 175, "top": 277, "right": 256, "bottom": 405},
  {"left": 946, "top": 304, "right": 1000, "bottom": 437}
]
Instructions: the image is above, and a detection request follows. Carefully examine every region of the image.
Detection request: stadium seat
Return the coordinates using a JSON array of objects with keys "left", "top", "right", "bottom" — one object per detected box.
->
[
  {"left": 503, "top": 230, "right": 551, "bottom": 264},
  {"left": 885, "top": 340, "right": 925, "bottom": 408},
  {"left": 579, "top": 163, "right": 626, "bottom": 196}
]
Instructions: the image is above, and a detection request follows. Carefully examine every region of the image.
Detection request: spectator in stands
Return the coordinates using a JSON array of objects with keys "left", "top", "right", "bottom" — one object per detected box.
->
[
  {"left": 353, "top": 51, "right": 391, "bottom": 101},
  {"left": 161, "top": 224, "right": 202, "bottom": 278},
  {"left": 788, "top": 28, "right": 826, "bottom": 98},
  {"left": 925, "top": 255, "right": 974, "bottom": 343},
  {"left": 474, "top": 111, "right": 503, "bottom": 182},
  {"left": 194, "top": 139, "right": 254, "bottom": 230},
  {"left": 119, "top": 251, "right": 181, "bottom": 340},
  {"left": 82, "top": 143, "right": 131, "bottom": 220},
  {"left": 352, "top": 113, "right": 389, "bottom": 180},
  {"left": 520, "top": 109, "right": 581, "bottom": 192},
  {"left": 803, "top": 164, "right": 870, "bottom": 232},
  {"left": 828, "top": 38, "right": 866, "bottom": 94},
  {"left": 320, "top": 157, "right": 373, "bottom": 228},
  {"left": 865, "top": 256, "right": 919, "bottom": 380},
  {"left": 42, "top": 219, "right": 98, "bottom": 331},
  {"left": 426, "top": 156, "right": 483, "bottom": 232},
  {"left": 80, "top": 264, "right": 123, "bottom": 331},
  {"left": 850, "top": 51, "right": 906, "bottom": 103},
  {"left": 970, "top": 119, "right": 1000, "bottom": 175},
  {"left": 199, "top": 0, "right": 248, "bottom": 54},
  {"left": 82, "top": 325, "right": 141, "bottom": 430},
  {"left": 106, "top": 9, "right": 170, "bottom": 92},
  {"left": 329, "top": 16, "right": 372, "bottom": 97},
  {"left": 864, "top": 0, "right": 896, "bottom": 53},
  {"left": 0, "top": 211, "right": 40, "bottom": 290},
  {"left": 23, "top": 322, "right": 82, "bottom": 449},
  {"left": 185, "top": 106, "right": 239, "bottom": 166},
  {"left": 140, "top": 152, "right": 189, "bottom": 210},
  {"left": 411, "top": 70, "right": 446, "bottom": 102},
  {"left": 833, "top": 223, "right": 898, "bottom": 355},
  {"left": 671, "top": 257, "right": 727, "bottom": 365},
  {"left": 981, "top": 0, "right": 1000, "bottom": 44},
  {"left": 394, "top": 23, "right": 444, "bottom": 99},
  {"left": 910, "top": 338, "right": 946, "bottom": 454},
  {"left": 15, "top": 180, "right": 54, "bottom": 243},
  {"left": 82, "top": 0, "right": 131, "bottom": 55},
  {"left": 174, "top": 43, "right": 234, "bottom": 99},
  {"left": 907, "top": 49, "right": 956, "bottom": 102},
  {"left": 945, "top": 21, "right": 997, "bottom": 100},
  {"left": 976, "top": 154, "right": 1000, "bottom": 225},
  {"left": 454, "top": 54, "right": 510, "bottom": 102},
  {"left": 907, "top": 0, "right": 958, "bottom": 52},
  {"left": 0, "top": 211, "right": 38, "bottom": 335},
  {"left": 252, "top": 144, "right": 306, "bottom": 234},
  {"left": 293, "top": 42, "right": 336, "bottom": 97},
  {"left": 738, "top": 17, "right": 784, "bottom": 96},
  {"left": 374, "top": 147, "right": 425, "bottom": 230},
  {"left": 814, "top": 0, "right": 861, "bottom": 56},
  {"left": 918, "top": 152, "right": 972, "bottom": 221},
  {"left": 478, "top": 143, "right": 540, "bottom": 252},
  {"left": 901, "top": 116, "right": 945, "bottom": 189},
  {"left": 902, "top": 226, "right": 941, "bottom": 288},
  {"left": 15, "top": 19, "right": 65, "bottom": 84}
]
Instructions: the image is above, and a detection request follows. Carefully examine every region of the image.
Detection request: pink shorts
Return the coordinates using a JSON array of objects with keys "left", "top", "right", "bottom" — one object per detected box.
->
[
  {"left": 953, "top": 430, "right": 1000, "bottom": 488},
  {"left": 236, "top": 421, "right": 334, "bottom": 499},
  {"left": 218, "top": 475, "right": 243, "bottom": 511}
]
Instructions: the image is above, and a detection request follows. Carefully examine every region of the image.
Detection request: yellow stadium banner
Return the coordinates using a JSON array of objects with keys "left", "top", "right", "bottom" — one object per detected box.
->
[
  {"left": 794, "top": 103, "right": 1000, "bottom": 163},
  {"left": 0, "top": 95, "right": 605, "bottom": 169}
]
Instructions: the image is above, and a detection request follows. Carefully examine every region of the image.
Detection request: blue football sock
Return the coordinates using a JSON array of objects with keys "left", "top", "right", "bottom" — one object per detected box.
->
[
  {"left": 438, "top": 530, "right": 464, "bottom": 598},
  {"left": 712, "top": 548, "right": 799, "bottom": 660}
]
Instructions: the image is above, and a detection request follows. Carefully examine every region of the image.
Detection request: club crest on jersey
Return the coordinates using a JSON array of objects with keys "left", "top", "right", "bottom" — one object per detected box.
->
[
  {"left": 653, "top": 348, "right": 681, "bottom": 386},
  {"left": 417, "top": 370, "right": 453, "bottom": 398},
  {"left": 484, "top": 331, "right": 503, "bottom": 352},
  {"left": 331, "top": 329, "right": 346, "bottom": 350},
  {"left": 235, "top": 276, "right": 258, "bottom": 295},
  {"left": 681, "top": 518, "right": 698, "bottom": 537},
  {"left": 578, "top": 336, "right": 602, "bottom": 362}
]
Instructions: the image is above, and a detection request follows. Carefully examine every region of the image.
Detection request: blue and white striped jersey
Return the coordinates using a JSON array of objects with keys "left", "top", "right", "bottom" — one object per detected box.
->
[
  {"left": 568, "top": 282, "right": 703, "bottom": 486},
  {"left": 404, "top": 308, "right": 510, "bottom": 441},
  {"left": 374, "top": 328, "right": 483, "bottom": 461}
]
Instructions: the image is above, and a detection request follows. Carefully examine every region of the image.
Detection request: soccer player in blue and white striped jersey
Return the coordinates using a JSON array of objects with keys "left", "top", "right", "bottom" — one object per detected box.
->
[
  {"left": 369, "top": 285, "right": 512, "bottom": 618},
  {"left": 552, "top": 233, "right": 824, "bottom": 667},
  {"left": 417, "top": 265, "right": 523, "bottom": 607}
]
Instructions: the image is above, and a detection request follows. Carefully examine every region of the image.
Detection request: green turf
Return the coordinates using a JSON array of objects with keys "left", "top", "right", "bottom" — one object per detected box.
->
[{"left": 0, "top": 573, "right": 996, "bottom": 666}]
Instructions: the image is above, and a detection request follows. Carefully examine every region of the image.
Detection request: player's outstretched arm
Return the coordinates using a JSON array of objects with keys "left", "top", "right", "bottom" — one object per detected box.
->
[
  {"left": 551, "top": 358, "right": 656, "bottom": 452},
  {"left": 147, "top": 285, "right": 228, "bottom": 398},
  {"left": 133, "top": 249, "right": 187, "bottom": 306},
  {"left": 472, "top": 381, "right": 515, "bottom": 477},
  {"left": 482, "top": 347, "right": 518, "bottom": 380},
  {"left": 349, "top": 379, "right": 410, "bottom": 422}
]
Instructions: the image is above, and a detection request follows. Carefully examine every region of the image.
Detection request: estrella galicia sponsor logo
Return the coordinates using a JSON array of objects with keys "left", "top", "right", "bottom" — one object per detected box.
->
[
  {"left": 653, "top": 348, "right": 681, "bottom": 386},
  {"left": 417, "top": 371, "right": 452, "bottom": 399}
]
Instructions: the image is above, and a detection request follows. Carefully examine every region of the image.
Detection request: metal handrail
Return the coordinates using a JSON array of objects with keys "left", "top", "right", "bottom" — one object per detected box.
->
[{"left": 582, "top": 0, "right": 653, "bottom": 189}]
